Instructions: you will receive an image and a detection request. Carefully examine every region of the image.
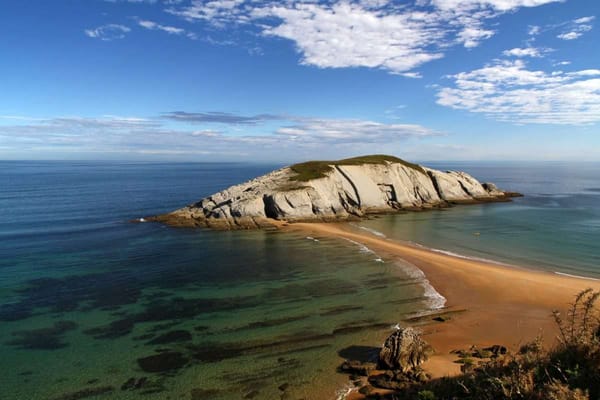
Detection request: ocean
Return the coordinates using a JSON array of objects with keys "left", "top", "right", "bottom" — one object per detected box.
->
[{"left": 1, "top": 160, "right": 599, "bottom": 400}]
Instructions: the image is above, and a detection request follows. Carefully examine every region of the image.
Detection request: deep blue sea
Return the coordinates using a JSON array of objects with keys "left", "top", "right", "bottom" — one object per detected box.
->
[{"left": 1, "top": 160, "right": 599, "bottom": 400}]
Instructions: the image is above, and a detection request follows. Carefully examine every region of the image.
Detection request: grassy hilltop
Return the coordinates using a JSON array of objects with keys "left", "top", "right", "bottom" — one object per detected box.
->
[{"left": 289, "top": 155, "right": 425, "bottom": 182}]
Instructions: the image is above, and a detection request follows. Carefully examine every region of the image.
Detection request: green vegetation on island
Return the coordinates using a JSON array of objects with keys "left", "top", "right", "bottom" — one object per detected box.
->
[{"left": 289, "top": 154, "right": 425, "bottom": 182}]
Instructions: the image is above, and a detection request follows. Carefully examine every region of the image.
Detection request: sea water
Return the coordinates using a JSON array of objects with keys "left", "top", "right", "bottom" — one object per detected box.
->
[
  {"left": 0, "top": 161, "right": 435, "bottom": 400},
  {"left": 2, "top": 161, "right": 598, "bottom": 399}
]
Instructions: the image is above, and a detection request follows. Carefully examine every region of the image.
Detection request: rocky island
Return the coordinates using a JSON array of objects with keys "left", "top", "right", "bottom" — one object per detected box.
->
[{"left": 150, "top": 155, "right": 520, "bottom": 230}]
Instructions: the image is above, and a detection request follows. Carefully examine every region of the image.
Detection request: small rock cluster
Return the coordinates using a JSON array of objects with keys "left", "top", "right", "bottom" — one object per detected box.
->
[{"left": 339, "top": 327, "right": 432, "bottom": 395}]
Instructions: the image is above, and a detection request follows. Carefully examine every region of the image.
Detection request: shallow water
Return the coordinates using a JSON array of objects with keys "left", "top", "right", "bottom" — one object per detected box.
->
[{"left": 0, "top": 161, "right": 435, "bottom": 400}]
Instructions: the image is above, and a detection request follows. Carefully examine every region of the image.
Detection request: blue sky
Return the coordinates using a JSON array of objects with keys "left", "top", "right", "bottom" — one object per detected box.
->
[{"left": 0, "top": 0, "right": 598, "bottom": 162}]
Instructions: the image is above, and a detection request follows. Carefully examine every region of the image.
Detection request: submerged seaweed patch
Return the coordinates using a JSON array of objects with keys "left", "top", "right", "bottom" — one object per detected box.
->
[
  {"left": 84, "top": 295, "right": 259, "bottom": 341},
  {"left": 84, "top": 318, "right": 134, "bottom": 340},
  {"left": 231, "top": 314, "right": 311, "bottom": 332},
  {"left": 49, "top": 386, "right": 114, "bottom": 400},
  {"left": 319, "top": 305, "right": 363, "bottom": 317},
  {"left": 146, "top": 330, "right": 192, "bottom": 345},
  {"left": 137, "top": 351, "right": 188, "bottom": 373},
  {"left": 0, "top": 272, "right": 142, "bottom": 322},
  {"left": 7, "top": 320, "right": 77, "bottom": 350}
]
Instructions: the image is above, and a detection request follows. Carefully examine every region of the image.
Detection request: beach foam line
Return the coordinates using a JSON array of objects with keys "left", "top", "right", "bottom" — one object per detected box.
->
[
  {"left": 425, "top": 246, "right": 515, "bottom": 268},
  {"left": 343, "top": 237, "right": 446, "bottom": 309},
  {"left": 554, "top": 271, "right": 600, "bottom": 281},
  {"left": 336, "top": 384, "right": 355, "bottom": 400},
  {"left": 343, "top": 238, "right": 385, "bottom": 263},
  {"left": 394, "top": 259, "right": 446, "bottom": 310},
  {"left": 343, "top": 238, "right": 374, "bottom": 254},
  {"left": 350, "top": 224, "right": 387, "bottom": 238}
]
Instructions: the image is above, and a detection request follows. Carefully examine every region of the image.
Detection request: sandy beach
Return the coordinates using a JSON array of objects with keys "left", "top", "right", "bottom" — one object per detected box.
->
[{"left": 285, "top": 221, "right": 600, "bottom": 380}]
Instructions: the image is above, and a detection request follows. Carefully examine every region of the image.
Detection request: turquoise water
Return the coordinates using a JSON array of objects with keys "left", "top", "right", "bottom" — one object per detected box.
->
[
  {"left": 358, "top": 162, "right": 600, "bottom": 278},
  {"left": 0, "top": 161, "right": 436, "bottom": 400}
]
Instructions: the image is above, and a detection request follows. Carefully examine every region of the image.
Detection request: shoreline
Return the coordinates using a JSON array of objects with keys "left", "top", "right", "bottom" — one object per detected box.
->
[{"left": 283, "top": 221, "right": 600, "bottom": 389}]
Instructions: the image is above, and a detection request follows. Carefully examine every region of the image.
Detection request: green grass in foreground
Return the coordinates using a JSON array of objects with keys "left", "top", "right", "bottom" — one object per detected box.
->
[{"left": 289, "top": 154, "right": 425, "bottom": 182}]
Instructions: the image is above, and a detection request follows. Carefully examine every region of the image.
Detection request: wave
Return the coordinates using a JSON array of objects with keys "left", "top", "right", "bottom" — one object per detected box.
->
[
  {"left": 352, "top": 224, "right": 387, "bottom": 238},
  {"left": 393, "top": 259, "right": 446, "bottom": 310},
  {"left": 427, "top": 247, "right": 513, "bottom": 267},
  {"left": 554, "top": 272, "right": 600, "bottom": 281},
  {"left": 343, "top": 238, "right": 385, "bottom": 263},
  {"left": 343, "top": 237, "right": 446, "bottom": 309},
  {"left": 336, "top": 384, "right": 355, "bottom": 400}
]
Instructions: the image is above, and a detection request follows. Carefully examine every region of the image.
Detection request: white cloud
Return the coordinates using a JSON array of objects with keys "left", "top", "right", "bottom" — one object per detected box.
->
[
  {"left": 429, "top": 0, "right": 563, "bottom": 12},
  {"left": 557, "top": 16, "right": 594, "bottom": 40},
  {"left": 557, "top": 31, "right": 581, "bottom": 40},
  {"left": 502, "top": 47, "right": 548, "bottom": 57},
  {"left": 137, "top": 19, "right": 185, "bottom": 34},
  {"left": 167, "top": 0, "right": 247, "bottom": 26},
  {"left": 437, "top": 59, "right": 600, "bottom": 124},
  {"left": 163, "top": 0, "right": 566, "bottom": 74},
  {"left": 258, "top": 3, "right": 445, "bottom": 74},
  {"left": 85, "top": 24, "right": 131, "bottom": 41},
  {"left": 528, "top": 25, "right": 541, "bottom": 35},
  {"left": 574, "top": 16, "right": 595, "bottom": 24},
  {"left": 456, "top": 26, "right": 495, "bottom": 48}
]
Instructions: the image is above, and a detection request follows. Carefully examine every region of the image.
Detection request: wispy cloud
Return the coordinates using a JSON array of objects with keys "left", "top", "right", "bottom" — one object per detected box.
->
[
  {"left": 162, "top": 111, "right": 285, "bottom": 125},
  {"left": 274, "top": 118, "right": 439, "bottom": 144},
  {"left": 502, "top": 47, "right": 550, "bottom": 58},
  {"left": 137, "top": 19, "right": 185, "bottom": 35},
  {"left": 437, "top": 59, "right": 600, "bottom": 124},
  {"left": 85, "top": 24, "right": 131, "bottom": 41},
  {"left": 557, "top": 15, "right": 595, "bottom": 40},
  {"left": 0, "top": 112, "right": 440, "bottom": 157}
]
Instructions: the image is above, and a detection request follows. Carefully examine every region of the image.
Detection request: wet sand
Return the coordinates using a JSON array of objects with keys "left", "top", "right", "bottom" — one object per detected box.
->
[{"left": 285, "top": 222, "right": 600, "bottom": 380}]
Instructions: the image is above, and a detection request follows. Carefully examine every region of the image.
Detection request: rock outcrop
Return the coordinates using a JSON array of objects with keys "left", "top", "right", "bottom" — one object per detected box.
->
[
  {"left": 379, "top": 327, "right": 431, "bottom": 372},
  {"left": 149, "top": 155, "right": 520, "bottom": 230}
]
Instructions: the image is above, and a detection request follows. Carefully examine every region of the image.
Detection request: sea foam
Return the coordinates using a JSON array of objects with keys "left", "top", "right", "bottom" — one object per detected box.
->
[
  {"left": 350, "top": 224, "right": 387, "bottom": 238},
  {"left": 554, "top": 271, "right": 600, "bottom": 281},
  {"left": 394, "top": 259, "right": 447, "bottom": 310},
  {"left": 343, "top": 238, "right": 385, "bottom": 263}
]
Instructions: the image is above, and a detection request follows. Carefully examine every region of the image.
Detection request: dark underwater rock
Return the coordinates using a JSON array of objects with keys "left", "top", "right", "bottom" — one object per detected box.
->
[
  {"left": 50, "top": 386, "right": 114, "bottom": 400},
  {"left": 146, "top": 330, "right": 192, "bottom": 345},
  {"left": 7, "top": 320, "right": 77, "bottom": 350},
  {"left": 137, "top": 351, "right": 188, "bottom": 373},
  {"left": 339, "top": 360, "right": 376, "bottom": 376}
]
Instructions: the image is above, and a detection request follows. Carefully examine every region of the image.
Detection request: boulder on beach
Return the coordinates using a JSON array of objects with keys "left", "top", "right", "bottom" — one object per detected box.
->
[{"left": 379, "top": 327, "right": 431, "bottom": 372}]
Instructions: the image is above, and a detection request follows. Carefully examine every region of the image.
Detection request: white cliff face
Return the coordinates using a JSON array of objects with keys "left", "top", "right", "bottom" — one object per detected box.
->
[{"left": 158, "top": 160, "right": 513, "bottom": 229}]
